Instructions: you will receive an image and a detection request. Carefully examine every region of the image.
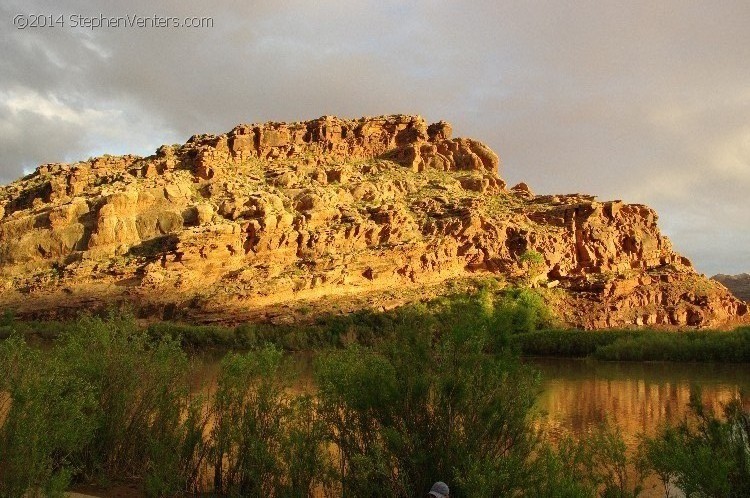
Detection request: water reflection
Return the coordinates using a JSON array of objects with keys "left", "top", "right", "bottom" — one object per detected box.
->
[
  {"left": 192, "top": 353, "right": 750, "bottom": 443},
  {"left": 188, "top": 354, "right": 749, "bottom": 496},
  {"left": 529, "top": 358, "right": 750, "bottom": 444}
]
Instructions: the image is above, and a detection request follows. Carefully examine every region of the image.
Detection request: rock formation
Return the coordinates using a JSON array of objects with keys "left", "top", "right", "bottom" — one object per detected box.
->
[
  {"left": 0, "top": 114, "right": 746, "bottom": 328},
  {"left": 712, "top": 274, "right": 750, "bottom": 302}
]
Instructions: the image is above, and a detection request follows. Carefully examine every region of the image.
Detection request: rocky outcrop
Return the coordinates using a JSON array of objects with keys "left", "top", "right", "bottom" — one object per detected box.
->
[
  {"left": 712, "top": 274, "right": 750, "bottom": 302},
  {"left": 0, "top": 114, "right": 745, "bottom": 328}
]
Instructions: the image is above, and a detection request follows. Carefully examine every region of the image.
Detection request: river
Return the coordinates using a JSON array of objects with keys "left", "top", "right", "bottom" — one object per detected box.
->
[
  {"left": 187, "top": 353, "right": 750, "bottom": 497},
  {"left": 63, "top": 353, "right": 750, "bottom": 498},
  {"left": 194, "top": 353, "right": 750, "bottom": 441},
  {"left": 530, "top": 358, "right": 750, "bottom": 497},
  {"left": 530, "top": 357, "right": 750, "bottom": 443}
]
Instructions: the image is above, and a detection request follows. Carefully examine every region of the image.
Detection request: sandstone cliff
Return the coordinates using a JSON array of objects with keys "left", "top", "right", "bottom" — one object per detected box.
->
[{"left": 0, "top": 115, "right": 746, "bottom": 328}]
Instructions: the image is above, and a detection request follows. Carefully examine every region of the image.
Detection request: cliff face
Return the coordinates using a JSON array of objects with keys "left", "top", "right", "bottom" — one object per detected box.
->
[{"left": 0, "top": 115, "right": 746, "bottom": 328}]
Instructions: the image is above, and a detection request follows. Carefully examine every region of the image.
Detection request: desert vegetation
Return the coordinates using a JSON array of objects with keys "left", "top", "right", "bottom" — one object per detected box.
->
[
  {"left": 512, "top": 327, "right": 750, "bottom": 362},
  {"left": 1, "top": 290, "right": 749, "bottom": 497},
  {"left": 3, "top": 284, "right": 748, "bottom": 362}
]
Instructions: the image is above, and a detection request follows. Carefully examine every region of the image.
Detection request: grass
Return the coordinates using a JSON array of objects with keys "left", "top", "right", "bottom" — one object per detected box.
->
[
  {"left": 4, "top": 287, "right": 750, "bottom": 363},
  {"left": 512, "top": 327, "right": 750, "bottom": 362},
  {"left": 1, "top": 284, "right": 554, "bottom": 352},
  {"left": 510, "top": 329, "right": 638, "bottom": 357}
]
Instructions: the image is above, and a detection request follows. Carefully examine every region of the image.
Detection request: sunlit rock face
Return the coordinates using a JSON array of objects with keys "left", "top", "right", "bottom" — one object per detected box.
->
[{"left": 0, "top": 115, "right": 745, "bottom": 328}]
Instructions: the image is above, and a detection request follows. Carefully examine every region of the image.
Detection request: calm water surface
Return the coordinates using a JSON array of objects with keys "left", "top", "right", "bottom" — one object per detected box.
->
[
  {"left": 195, "top": 353, "right": 750, "bottom": 442},
  {"left": 527, "top": 358, "right": 750, "bottom": 497},
  {"left": 188, "top": 354, "right": 750, "bottom": 497},
  {"left": 528, "top": 357, "right": 750, "bottom": 444}
]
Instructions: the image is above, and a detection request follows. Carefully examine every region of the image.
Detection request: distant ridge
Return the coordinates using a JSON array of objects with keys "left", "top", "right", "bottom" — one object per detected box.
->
[{"left": 713, "top": 273, "right": 750, "bottom": 302}]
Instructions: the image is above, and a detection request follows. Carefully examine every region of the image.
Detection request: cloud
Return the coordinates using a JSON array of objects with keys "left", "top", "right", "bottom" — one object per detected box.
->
[
  {"left": 2, "top": 88, "right": 111, "bottom": 124},
  {"left": 0, "top": 0, "right": 748, "bottom": 273},
  {"left": 0, "top": 87, "right": 179, "bottom": 180}
]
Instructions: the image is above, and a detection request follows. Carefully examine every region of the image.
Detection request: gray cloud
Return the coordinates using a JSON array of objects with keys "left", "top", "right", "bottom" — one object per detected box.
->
[{"left": 1, "top": 0, "right": 748, "bottom": 274}]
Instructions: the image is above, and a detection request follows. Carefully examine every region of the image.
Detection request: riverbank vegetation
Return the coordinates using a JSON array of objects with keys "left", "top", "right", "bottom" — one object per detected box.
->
[
  {"left": 3, "top": 284, "right": 749, "bottom": 362},
  {"left": 512, "top": 327, "right": 750, "bottom": 362},
  {"left": 0, "top": 284, "right": 553, "bottom": 351},
  {"left": 2, "top": 290, "right": 750, "bottom": 496},
  {"left": 642, "top": 390, "right": 750, "bottom": 498}
]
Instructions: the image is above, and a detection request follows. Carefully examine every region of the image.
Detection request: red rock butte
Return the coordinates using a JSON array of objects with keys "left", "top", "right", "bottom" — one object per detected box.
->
[{"left": 0, "top": 114, "right": 746, "bottom": 328}]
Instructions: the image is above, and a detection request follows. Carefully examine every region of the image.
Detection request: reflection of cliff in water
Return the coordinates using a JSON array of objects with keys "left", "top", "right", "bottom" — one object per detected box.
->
[
  {"left": 530, "top": 358, "right": 750, "bottom": 444},
  {"left": 190, "top": 353, "right": 750, "bottom": 446}
]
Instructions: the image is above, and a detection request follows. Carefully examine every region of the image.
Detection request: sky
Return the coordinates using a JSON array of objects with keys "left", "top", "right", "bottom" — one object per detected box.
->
[{"left": 1, "top": 0, "right": 748, "bottom": 275}]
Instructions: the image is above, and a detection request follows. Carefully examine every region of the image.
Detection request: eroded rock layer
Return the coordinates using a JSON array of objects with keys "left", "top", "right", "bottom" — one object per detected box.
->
[{"left": 0, "top": 115, "right": 745, "bottom": 328}]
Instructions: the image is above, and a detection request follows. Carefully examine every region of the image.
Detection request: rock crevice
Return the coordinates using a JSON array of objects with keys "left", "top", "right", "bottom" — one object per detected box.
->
[{"left": 0, "top": 114, "right": 745, "bottom": 328}]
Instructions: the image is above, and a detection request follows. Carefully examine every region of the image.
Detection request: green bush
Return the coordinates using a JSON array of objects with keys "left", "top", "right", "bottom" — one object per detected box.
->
[
  {"left": 594, "top": 329, "right": 750, "bottom": 362},
  {"left": 148, "top": 321, "right": 236, "bottom": 348},
  {"left": 519, "top": 250, "right": 547, "bottom": 284},
  {"left": 315, "top": 295, "right": 543, "bottom": 497},
  {"left": 0, "top": 335, "right": 96, "bottom": 497},
  {"left": 0, "top": 314, "right": 204, "bottom": 497},
  {"left": 4, "top": 285, "right": 555, "bottom": 353},
  {"left": 59, "top": 315, "right": 200, "bottom": 484},
  {"left": 640, "top": 389, "right": 750, "bottom": 497},
  {"left": 493, "top": 287, "right": 555, "bottom": 335},
  {"left": 209, "top": 346, "right": 333, "bottom": 496},
  {"left": 18, "top": 296, "right": 750, "bottom": 496},
  {"left": 510, "top": 329, "right": 638, "bottom": 357},
  {"left": 511, "top": 327, "right": 750, "bottom": 362},
  {"left": 527, "top": 422, "right": 644, "bottom": 498},
  {"left": 0, "top": 309, "right": 14, "bottom": 327}
]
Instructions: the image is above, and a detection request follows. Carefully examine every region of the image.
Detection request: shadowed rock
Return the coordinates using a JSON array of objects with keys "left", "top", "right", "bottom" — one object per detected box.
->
[{"left": 0, "top": 114, "right": 745, "bottom": 328}]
